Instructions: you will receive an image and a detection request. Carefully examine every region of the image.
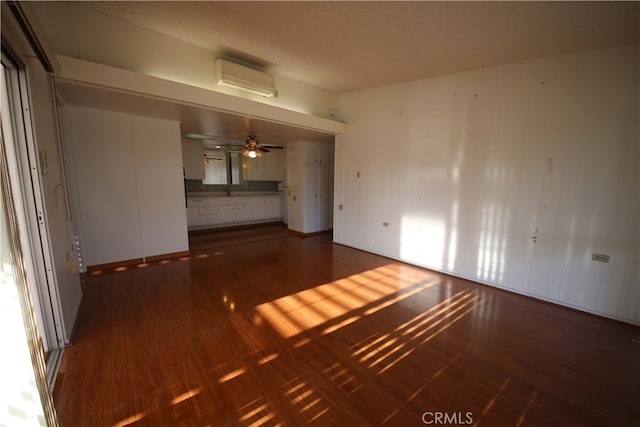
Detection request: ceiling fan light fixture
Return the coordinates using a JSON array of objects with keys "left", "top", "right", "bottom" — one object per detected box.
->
[
  {"left": 242, "top": 135, "right": 263, "bottom": 158},
  {"left": 242, "top": 147, "right": 261, "bottom": 158}
]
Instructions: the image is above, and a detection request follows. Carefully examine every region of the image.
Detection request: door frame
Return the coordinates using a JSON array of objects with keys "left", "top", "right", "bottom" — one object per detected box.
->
[{"left": 2, "top": 50, "right": 66, "bottom": 352}]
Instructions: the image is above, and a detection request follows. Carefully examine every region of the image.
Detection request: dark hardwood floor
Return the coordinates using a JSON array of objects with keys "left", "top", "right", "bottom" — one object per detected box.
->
[
  {"left": 54, "top": 225, "right": 640, "bottom": 426},
  {"left": 187, "top": 223, "right": 290, "bottom": 254}
]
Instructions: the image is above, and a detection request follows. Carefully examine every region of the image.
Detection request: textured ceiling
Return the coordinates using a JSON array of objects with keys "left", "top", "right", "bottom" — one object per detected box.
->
[{"left": 74, "top": 1, "right": 640, "bottom": 93}]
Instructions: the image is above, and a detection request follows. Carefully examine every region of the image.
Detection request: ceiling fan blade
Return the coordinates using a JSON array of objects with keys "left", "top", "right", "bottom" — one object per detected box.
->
[
  {"left": 261, "top": 145, "right": 284, "bottom": 149},
  {"left": 258, "top": 147, "right": 270, "bottom": 153},
  {"left": 206, "top": 144, "right": 243, "bottom": 149}
]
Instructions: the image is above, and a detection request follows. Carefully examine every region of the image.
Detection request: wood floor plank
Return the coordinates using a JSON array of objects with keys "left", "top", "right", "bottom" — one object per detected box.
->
[{"left": 54, "top": 226, "right": 640, "bottom": 426}]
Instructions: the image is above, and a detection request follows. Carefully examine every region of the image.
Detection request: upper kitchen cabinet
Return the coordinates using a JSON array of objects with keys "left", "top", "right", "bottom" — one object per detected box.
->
[
  {"left": 244, "top": 149, "right": 285, "bottom": 181},
  {"left": 182, "top": 139, "right": 205, "bottom": 179},
  {"left": 287, "top": 141, "right": 334, "bottom": 234},
  {"left": 63, "top": 106, "right": 189, "bottom": 268}
]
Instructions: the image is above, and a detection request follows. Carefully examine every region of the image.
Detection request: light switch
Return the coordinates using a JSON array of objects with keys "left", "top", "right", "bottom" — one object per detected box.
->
[{"left": 39, "top": 150, "right": 48, "bottom": 175}]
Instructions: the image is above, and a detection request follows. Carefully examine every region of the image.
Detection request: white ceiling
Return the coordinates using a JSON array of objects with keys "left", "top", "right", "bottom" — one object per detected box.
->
[{"left": 74, "top": 1, "right": 640, "bottom": 93}]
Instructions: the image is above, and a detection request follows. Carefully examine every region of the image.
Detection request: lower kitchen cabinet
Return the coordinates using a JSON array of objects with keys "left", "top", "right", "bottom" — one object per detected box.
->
[
  {"left": 198, "top": 206, "right": 219, "bottom": 225},
  {"left": 187, "top": 195, "right": 282, "bottom": 229},
  {"left": 254, "top": 196, "right": 283, "bottom": 220},
  {"left": 218, "top": 202, "right": 253, "bottom": 223},
  {"left": 186, "top": 207, "right": 199, "bottom": 226}
]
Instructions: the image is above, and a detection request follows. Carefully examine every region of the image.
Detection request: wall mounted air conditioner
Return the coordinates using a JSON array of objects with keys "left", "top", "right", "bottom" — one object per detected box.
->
[{"left": 215, "top": 59, "right": 276, "bottom": 98}]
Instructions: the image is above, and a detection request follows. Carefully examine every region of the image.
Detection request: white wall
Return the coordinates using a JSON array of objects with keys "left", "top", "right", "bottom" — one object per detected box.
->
[
  {"left": 32, "top": 1, "right": 339, "bottom": 119},
  {"left": 335, "top": 45, "right": 640, "bottom": 324}
]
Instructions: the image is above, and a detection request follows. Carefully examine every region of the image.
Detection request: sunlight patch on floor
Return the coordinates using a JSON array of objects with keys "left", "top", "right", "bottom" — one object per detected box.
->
[
  {"left": 323, "top": 362, "right": 363, "bottom": 394},
  {"left": 482, "top": 377, "right": 511, "bottom": 416},
  {"left": 257, "top": 352, "right": 279, "bottom": 365},
  {"left": 170, "top": 387, "right": 203, "bottom": 405},
  {"left": 218, "top": 368, "right": 246, "bottom": 384},
  {"left": 515, "top": 390, "right": 539, "bottom": 427},
  {"left": 237, "top": 398, "right": 279, "bottom": 426},
  {"left": 283, "top": 378, "right": 331, "bottom": 422},
  {"left": 113, "top": 411, "right": 147, "bottom": 427},
  {"left": 350, "top": 289, "right": 479, "bottom": 374},
  {"left": 255, "top": 264, "right": 438, "bottom": 338}
]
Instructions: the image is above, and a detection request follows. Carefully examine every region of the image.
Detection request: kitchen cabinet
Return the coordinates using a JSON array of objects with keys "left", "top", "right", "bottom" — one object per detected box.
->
[
  {"left": 254, "top": 196, "right": 283, "bottom": 220},
  {"left": 187, "top": 195, "right": 283, "bottom": 230},
  {"left": 244, "top": 149, "right": 285, "bottom": 181},
  {"left": 188, "top": 197, "right": 221, "bottom": 226},
  {"left": 186, "top": 206, "right": 199, "bottom": 226},
  {"left": 215, "top": 198, "right": 253, "bottom": 223},
  {"left": 198, "top": 205, "right": 218, "bottom": 225},
  {"left": 182, "top": 139, "right": 205, "bottom": 179},
  {"left": 66, "top": 107, "right": 188, "bottom": 267},
  {"left": 217, "top": 200, "right": 253, "bottom": 223},
  {"left": 287, "top": 141, "right": 334, "bottom": 234}
]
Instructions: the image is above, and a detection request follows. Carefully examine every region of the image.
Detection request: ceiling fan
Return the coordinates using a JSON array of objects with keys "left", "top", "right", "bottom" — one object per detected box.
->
[
  {"left": 241, "top": 135, "right": 283, "bottom": 158},
  {"left": 185, "top": 133, "right": 284, "bottom": 158}
]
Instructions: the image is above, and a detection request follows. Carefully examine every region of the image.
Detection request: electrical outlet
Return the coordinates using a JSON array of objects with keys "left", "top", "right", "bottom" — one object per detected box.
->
[
  {"left": 592, "top": 253, "right": 610, "bottom": 263},
  {"left": 357, "top": 171, "right": 361, "bottom": 178},
  {"left": 338, "top": 204, "right": 344, "bottom": 211},
  {"left": 382, "top": 221, "right": 389, "bottom": 227}
]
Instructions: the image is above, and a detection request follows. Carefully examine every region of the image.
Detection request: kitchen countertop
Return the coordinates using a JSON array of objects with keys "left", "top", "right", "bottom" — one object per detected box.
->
[{"left": 187, "top": 191, "right": 282, "bottom": 198}]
